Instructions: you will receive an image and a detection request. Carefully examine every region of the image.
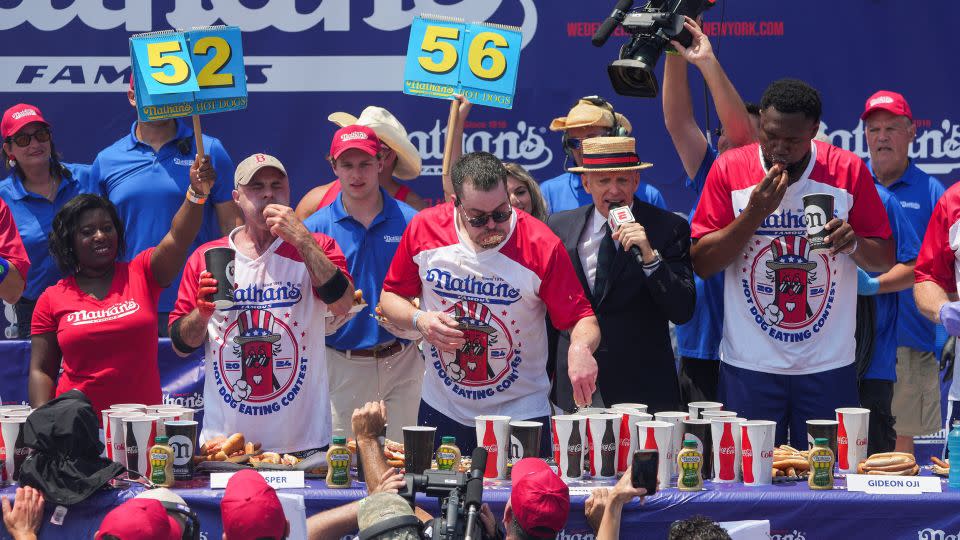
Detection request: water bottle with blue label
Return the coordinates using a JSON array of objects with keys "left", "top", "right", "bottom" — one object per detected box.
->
[{"left": 948, "top": 420, "right": 960, "bottom": 488}]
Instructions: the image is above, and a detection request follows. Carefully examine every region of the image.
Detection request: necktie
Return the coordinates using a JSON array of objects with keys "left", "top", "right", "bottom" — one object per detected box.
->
[{"left": 593, "top": 223, "right": 615, "bottom": 296}]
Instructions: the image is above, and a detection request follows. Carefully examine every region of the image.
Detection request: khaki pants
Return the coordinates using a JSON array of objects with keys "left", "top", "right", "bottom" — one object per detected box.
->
[
  {"left": 326, "top": 342, "right": 424, "bottom": 442},
  {"left": 892, "top": 347, "right": 942, "bottom": 437}
]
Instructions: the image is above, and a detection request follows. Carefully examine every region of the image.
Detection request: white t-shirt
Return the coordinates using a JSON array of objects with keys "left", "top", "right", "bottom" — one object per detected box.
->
[
  {"left": 172, "top": 228, "right": 350, "bottom": 452},
  {"left": 383, "top": 203, "right": 594, "bottom": 425},
  {"left": 691, "top": 141, "right": 891, "bottom": 375}
]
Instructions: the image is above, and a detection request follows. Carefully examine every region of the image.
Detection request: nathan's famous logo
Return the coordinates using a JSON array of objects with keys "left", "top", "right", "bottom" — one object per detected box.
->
[
  {"left": 213, "top": 309, "right": 309, "bottom": 416},
  {"left": 66, "top": 300, "right": 140, "bottom": 325},
  {"left": 770, "top": 531, "right": 807, "bottom": 540},
  {"left": 430, "top": 300, "right": 525, "bottom": 399},
  {"left": 425, "top": 269, "right": 521, "bottom": 306},
  {"left": 917, "top": 528, "right": 960, "bottom": 540},
  {"left": 741, "top": 234, "right": 835, "bottom": 343},
  {"left": 410, "top": 120, "right": 553, "bottom": 176},
  {"left": 821, "top": 118, "right": 960, "bottom": 176},
  {"left": 230, "top": 281, "right": 302, "bottom": 310}
]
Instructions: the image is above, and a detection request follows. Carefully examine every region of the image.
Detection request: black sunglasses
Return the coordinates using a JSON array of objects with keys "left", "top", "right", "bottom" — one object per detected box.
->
[
  {"left": 564, "top": 137, "right": 586, "bottom": 150},
  {"left": 457, "top": 201, "right": 512, "bottom": 227},
  {"left": 6, "top": 127, "right": 51, "bottom": 148}
]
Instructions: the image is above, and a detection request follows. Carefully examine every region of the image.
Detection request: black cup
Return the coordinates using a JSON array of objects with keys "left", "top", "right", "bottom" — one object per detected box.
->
[
  {"left": 806, "top": 419, "right": 839, "bottom": 458},
  {"left": 682, "top": 419, "right": 713, "bottom": 478},
  {"left": 509, "top": 421, "right": 542, "bottom": 463},
  {"left": 802, "top": 193, "right": 835, "bottom": 250},
  {"left": 165, "top": 420, "right": 198, "bottom": 480},
  {"left": 403, "top": 426, "right": 436, "bottom": 475},
  {"left": 204, "top": 247, "right": 236, "bottom": 309}
]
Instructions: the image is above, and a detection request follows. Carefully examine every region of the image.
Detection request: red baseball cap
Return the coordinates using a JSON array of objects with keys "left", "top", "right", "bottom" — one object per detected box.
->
[
  {"left": 95, "top": 498, "right": 181, "bottom": 540},
  {"left": 221, "top": 469, "right": 287, "bottom": 539},
  {"left": 329, "top": 124, "right": 381, "bottom": 160},
  {"left": 861, "top": 90, "right": 912, "bottom": 121},
  {"left": 1, "top": 104, "right": 49, "bottom": 139},
  {"left": 510, "top": 458, "right": 570, "bottom": 537}
]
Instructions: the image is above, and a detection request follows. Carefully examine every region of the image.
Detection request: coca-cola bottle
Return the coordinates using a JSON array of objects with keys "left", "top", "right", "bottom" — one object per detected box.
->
[
  {"left": 483, "top": 420, "right": 499, "bottom": 478},
  {"left": 718, "top": 422, "right": 736, "bottom": 481},
  {"left": 586, "top": 421, "right": 595, "bottom": 476},
  {"left": 741, "top": 425, "right": 754, "bottom": 484},
  {"left": 566, "top": 420, "right": 582, "bottom": 478},
  {"left": 644, "top": 427, "right": 658, "bottom": 450},
  {"left": 552, "top": 419, "right": 561, "bottom": 475},
  {"left": 617, "top": 415, "right": 630, "bottom": 472},
  {"left": 837, "top": 412, "right": 849, "bottom": 470},
  {"left": 601, "top": 420, "right": 616, "bottom": 477}
]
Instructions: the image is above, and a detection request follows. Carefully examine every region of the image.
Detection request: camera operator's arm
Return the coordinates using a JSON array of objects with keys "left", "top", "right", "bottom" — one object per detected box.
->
[
  {"left": 664, "top": 17, "right": 753, "bottom": 178},
  {"left": 587, "top": 467, "right": 646, "bottom": 540},
  {"left": 442, "top": 95, "right": 472, "bottom": 202}
]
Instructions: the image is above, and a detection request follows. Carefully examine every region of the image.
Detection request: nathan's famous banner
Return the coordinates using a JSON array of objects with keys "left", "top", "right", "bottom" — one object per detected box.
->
[{"left": 1, "top": 1, "right": 958, "bottom": 212}]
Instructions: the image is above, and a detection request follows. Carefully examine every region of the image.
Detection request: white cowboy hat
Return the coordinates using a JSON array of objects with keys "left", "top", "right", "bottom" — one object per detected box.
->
[{"left": 328, "top": 107, "right": 422, "bottom": 180}]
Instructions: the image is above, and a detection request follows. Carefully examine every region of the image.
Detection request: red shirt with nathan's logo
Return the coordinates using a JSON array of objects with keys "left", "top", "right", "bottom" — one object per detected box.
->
[
  {"left": 691, "top": 141, "right": 891, "bottom": 374},
  {"left": 383, "top": 203, "right": 594, "bottom": 425},
  {"left": 32, "top": 249, "right": 162, "bottom": 417}
]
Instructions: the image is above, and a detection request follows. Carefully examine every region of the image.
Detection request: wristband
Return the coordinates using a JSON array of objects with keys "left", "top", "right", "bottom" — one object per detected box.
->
[
  {"left": 412, "top": 309, "right": 425, "bottom": 332},
  {"left": 186, "top": 188, "right": 208, "bottom": 205},
  {"left": 315, "top": 268, "right": 349, "bottom": 304},
  {"left": 0, "top": 256, "right": 8, "bottom": 285},
  {"left": 170, "top": 317, "right": 201, "bottom": 354}
]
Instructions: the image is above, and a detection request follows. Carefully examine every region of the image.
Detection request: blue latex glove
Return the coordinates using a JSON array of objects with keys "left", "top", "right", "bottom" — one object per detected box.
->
[
  {"left": 857, "top": 268, "right": 880, "bottom": 296},
  {"left": 940, "top": 302, "right": 960, "bottom": 336}
]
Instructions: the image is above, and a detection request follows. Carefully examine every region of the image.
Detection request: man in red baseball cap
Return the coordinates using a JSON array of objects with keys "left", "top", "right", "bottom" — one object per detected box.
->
[
  {"left": 221, "top": 469, "right": 289, "bottom": 539},
  {"left": 95, "top": 498, "right": 183, "bottom": 540},
  {"left": 475, "top": 458, "right": 570, "bottom": 539}
]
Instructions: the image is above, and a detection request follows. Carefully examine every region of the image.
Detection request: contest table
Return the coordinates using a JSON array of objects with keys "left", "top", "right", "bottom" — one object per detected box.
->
[{"left": 2, "top": 472, "right": 959, "bottom": 539}]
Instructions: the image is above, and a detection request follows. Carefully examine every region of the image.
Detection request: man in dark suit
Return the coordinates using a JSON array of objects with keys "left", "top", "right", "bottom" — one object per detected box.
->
[{"left": 548, "top": 136, "right": 696, "bottom": 413}]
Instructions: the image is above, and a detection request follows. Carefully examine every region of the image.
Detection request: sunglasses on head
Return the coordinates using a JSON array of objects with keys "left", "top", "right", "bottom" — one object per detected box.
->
[
  {"left": 6, "top": 127, "right": 51, "bottom": 148},
  {"left": 457, "top": 200, "right": 512, "bottom": 227}
]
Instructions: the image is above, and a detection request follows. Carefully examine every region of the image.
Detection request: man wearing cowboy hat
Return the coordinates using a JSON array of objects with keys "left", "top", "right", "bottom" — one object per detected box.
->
[
  {"left": 295, "top": 106, "right": 426, "bottom": 218},
  {"left": 547, "top": 136, "right": 695, "bottom": 413},
  {"left": 303, "top": 125, "right": 422, "bottom": 441},
  {"left": 539, "top": 96, "right": 667, "bottom": 215}
]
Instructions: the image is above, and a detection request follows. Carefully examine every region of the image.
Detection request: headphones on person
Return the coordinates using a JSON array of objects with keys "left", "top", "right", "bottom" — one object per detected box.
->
[
  {"left": 358, "top": 514, "right": 423, "bottom": 540},
  {"left": 157, "top": 501, "right": 201, "bottom": 540},
  {"left": 561, "top": 95, "right": 628, "bottom": 163}
]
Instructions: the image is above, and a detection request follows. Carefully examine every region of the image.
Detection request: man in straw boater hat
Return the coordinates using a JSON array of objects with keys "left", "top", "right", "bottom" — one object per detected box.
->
[
  {"left": 539, "top": 96, "right": 666, "bottom": 215},
  {"left": 295, "top": 106, "right": 426, "bottom": 217},
  {"left": 547, "top": 136, "right": 695, "bottom": 413}
]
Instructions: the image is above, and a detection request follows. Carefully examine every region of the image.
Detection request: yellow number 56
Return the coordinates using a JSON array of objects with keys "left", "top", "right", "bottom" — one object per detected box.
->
[{"left": 418, "top": 26, "right": 510, "bottom": 81}]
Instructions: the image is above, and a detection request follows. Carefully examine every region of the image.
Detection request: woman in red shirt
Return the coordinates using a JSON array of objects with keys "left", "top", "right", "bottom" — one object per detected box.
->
[{"left": 28, "top": 156, "right": 215, "bottom": 418}]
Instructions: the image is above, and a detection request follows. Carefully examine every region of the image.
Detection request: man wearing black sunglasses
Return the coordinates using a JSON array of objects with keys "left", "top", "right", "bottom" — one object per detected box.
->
[{"left": 381, "top": 152, "right": 600, "bottom": 455}]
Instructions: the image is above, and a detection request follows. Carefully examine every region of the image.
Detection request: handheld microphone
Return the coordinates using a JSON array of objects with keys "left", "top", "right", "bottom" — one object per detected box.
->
[
  {"left": 592, "top": 0, "right": 634, "bottom": 47},
  {"left": 463, "top": 447, "right": 488, "bottom": 540},
  {"left": 607, "top": 205, "right": 645, "bottom": 263}
]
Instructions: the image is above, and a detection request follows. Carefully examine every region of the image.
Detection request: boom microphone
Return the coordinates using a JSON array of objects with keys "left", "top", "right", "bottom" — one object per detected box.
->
[
  {"left": 463, "top": 447, "right": 488, "bottom": 540},
  {"left": 592, "top": 0, "right": 634, "bottom": 47}
]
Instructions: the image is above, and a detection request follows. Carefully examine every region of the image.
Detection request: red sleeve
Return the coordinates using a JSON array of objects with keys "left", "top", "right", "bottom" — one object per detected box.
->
[
  {"left": 382, "top": 220, "right": 423, "bottom": 298},
  {"left": 132, "top": 247, "right": 162, "bottom": 294},
  {"left": 915, "top": 197, "right": 957, "bottom": 293},
  {"left": 847, "top": 161, "right": 892, "bottom": 239},
  {"left": 30, "top": 287, "right": 56, "bottom": 335},
  {"left": 169, "top": 247, "right": 204, "bottom": 327},
  {"left": 0, "top": 199, "right": 29, "bottom": 280},
  {"left": 541, "top": 240, "right": 595, "bottom": 331},
  {"left": 690, "top": 159, "right": 734, "bottom": 239}
]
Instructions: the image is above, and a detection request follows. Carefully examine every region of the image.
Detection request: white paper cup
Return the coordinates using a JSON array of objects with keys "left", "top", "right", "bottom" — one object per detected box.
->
[
  {"left": 123, "top": 415, "right": 158, "bottom": 478},
  {"left": 635, "top": 420, "right": 674, "bottom": 490},
  {"left": 610, "top": 403, "right": 648, "bottom": 413},
  {"left": 700, "top": 410, "right": 737, "bottom": 420},
  {"left": 153, "top": 407, "right": 195, "bottom": 422},
  {"left": 654, "top": 411, "right": 690, "bottom": 478},
  {"left": 711, "top": 417, "right": 744, "bottom": 482},
  {"left": 0, "top": 417, "right": 28, "bottom": 481},
  {"left": 587, "top": 413, "right": 620, "bottom": 479},
  {"left": 0, "top": 406, "right": 30, "bottom": 413},
  {"left": 740, "top": 420, "right": 776, "bottom": 486},
  {"left": 475, "top": 415, "right": 511, "bottom": 479},
  {"left": 0, "top": 411, "right": 30, "bottom": 419},
  {"left": 100, "top": 409, "right": 143, "bottom": 459},
  {"left": 836, "top": 407, "right": 870, "bottom": 474},
  {"left": 552, "top": 415, "right": 586, "bottom": 481},
  {"left": 109, "top": 403, "right": 147, "bottom": 412},
  {"left": 108, "top": 411, "right": 144, "bottom": 467},
  {"left": 607, "top": 408, "right": 652, "bottom": 474},
  {"left": 687, "top": 401, "right": 724, "bottom": 419}
]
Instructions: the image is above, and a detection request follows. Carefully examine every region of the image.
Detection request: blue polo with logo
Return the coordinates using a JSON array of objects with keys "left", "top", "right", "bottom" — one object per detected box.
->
[
  {"left": 864, "top": 185, "right": 920, "bottom": 381},
  {"left": 91, "top": 119, "right": 234, "bottom": 313},
  {"left": 866, "top": 159, "right": 945, "bottom": 353},
  {"left": 676, "top": 145, "right": 724, "bottom": 360},
  {"left": 303, "top": 187, "right": 417, "bottom": 350},
  {"left": 0, "top": 163, "right": 96, "bottom": 300},
  {"left": 539, "top": 171, "right": 667, "bottom": 214}
]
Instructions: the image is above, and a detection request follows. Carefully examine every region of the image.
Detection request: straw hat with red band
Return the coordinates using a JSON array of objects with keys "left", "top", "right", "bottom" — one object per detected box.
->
[
  {"left": 568, "top": 136, "right": 652, "bottom": 173},
  {"left": 1, "top": 104, "right": 49, "bottom": 139}
]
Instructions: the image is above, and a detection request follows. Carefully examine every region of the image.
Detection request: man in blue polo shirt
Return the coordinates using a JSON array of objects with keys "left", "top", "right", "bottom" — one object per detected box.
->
[
  {"left": 857, "top": 185, "right": 920, "bottom": 455},
  {"left": 540, "top": 96, "right": 666, "bottom": 214},
  {"left": 861, "top": 90, "right": 946, "bottom": 453},
  {"left": 91, "top": 80, "right": 240, "bottom": 335},
  {"left": 304, "top": 125, "right": 420, "bottom": 441}
]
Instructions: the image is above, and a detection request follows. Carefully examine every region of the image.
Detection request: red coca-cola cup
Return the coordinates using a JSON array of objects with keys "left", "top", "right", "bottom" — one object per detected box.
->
[
  {"left": 740, "top": 420, "right": 776, "bottom": 486},
  {"left": 635, "top": 420, "right": 674, "bottom": 490},
  {"left": 835, "top": 407, "right": 869, "bottom": 474},
  {"left": 710, "top": 417, "right": 744, "bottom": 482},
  {"left": 607, "top": 408, "right": 652, "bottom": 474},
  {"left": 475, "top": 415, "right": 511, "bottom": 479}
]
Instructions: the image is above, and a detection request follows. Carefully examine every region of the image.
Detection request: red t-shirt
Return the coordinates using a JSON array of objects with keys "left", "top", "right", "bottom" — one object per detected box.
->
[
  {"left": 32, "top": 249, "right": 163, "bottom": 418},
  {"left": 0, "top": 198, "right": 30, "bottom": 280}
]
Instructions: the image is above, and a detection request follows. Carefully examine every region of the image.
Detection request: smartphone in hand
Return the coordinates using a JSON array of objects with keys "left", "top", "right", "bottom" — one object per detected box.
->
[{"left": 632, "top": 450, "right": 659, "bottom": 494}]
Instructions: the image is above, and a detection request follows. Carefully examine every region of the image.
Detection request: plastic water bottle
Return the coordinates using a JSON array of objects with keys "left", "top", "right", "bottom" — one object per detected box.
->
[{"left": 948, "top": 420, "right": 960, "bottom": 488}]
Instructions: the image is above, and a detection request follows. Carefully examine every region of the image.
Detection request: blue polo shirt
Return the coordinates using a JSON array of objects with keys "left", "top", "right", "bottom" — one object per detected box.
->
[
  {"left": 675, "top": 146, "right": 724, "bottom": 360},
  {"left": 0, "top": 163, "right": 96, "bottom": 300},
  {"left": 303, "top": 187, "right": 417, "bottom": 350},
  {"left": 863, "top": 186, "right": 920, "bottom": 381},
  {"left": 92, "top": 119, "right": 234, "bottom": 313},
  {"left": 539, "top": 171, "right": 667, "bottom": 214},
  {"left": 866, "top": 159, "right": 945, "bottom": 353}
]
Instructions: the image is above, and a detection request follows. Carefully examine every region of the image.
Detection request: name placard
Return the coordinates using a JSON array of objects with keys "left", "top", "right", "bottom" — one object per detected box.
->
[
  {"left": 846, "top": 474, "right": 942, "bottom": 494},
  {"left": 210, "top": 470, "right": 305, "bottom": 489}
]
